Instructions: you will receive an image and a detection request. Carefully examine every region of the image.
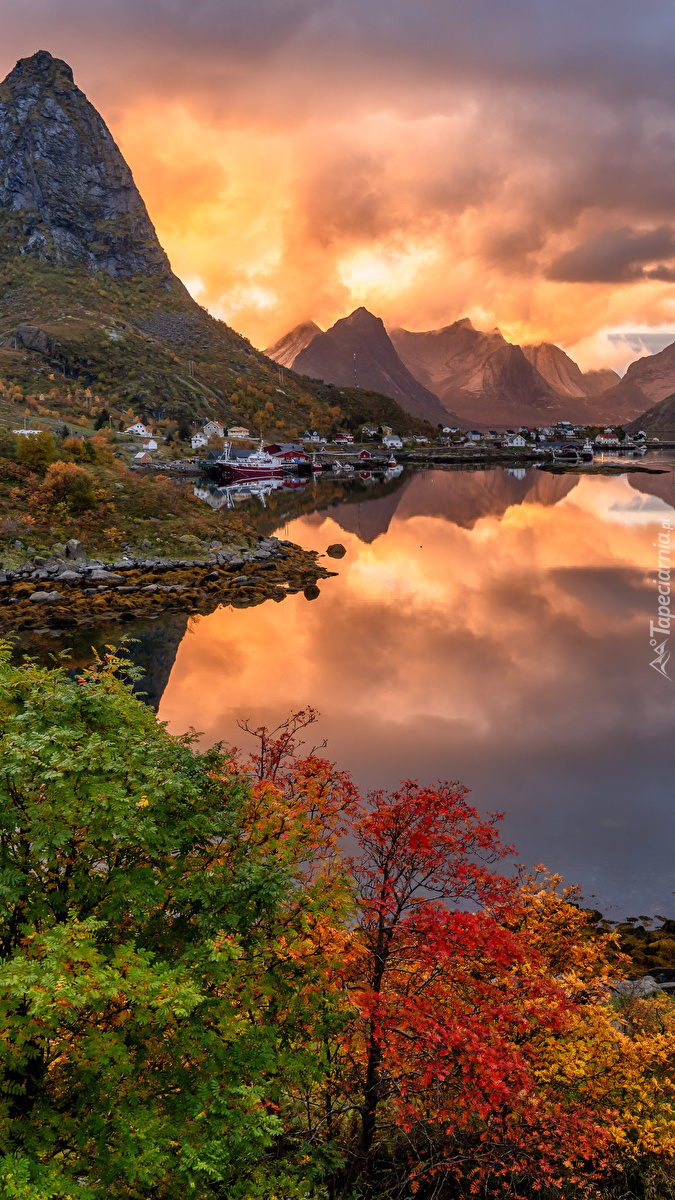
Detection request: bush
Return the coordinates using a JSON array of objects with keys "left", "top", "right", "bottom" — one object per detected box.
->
[
  {"left": 61, "top": 434, "right": 85, "bottom": 460},
  {"left": 37, "top": 460, "right": 97, "bottom": 514},
  {"left": 0, "top": 429, "right": 18, "bottom": 461},
  {"left": 91, "top": 434, "right": 114, "bottom": 466},
  {"left": 16, "top": 430, "right": 55, "bottom": 474}
]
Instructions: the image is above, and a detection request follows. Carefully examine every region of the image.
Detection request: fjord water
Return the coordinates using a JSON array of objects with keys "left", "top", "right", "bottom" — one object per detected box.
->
[{"left": 159, "top": 463, "right": 675, "bottom": 918}]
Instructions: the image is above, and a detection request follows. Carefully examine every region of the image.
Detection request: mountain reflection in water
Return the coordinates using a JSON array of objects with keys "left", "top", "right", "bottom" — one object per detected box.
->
[{"left": 160, "top": 464, "right": 675, "bottom": 918}]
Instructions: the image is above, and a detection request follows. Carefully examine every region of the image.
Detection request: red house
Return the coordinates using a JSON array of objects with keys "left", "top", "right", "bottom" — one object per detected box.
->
[
  {"left": 265, "top": 442, "right": 309, "bottom": 463},
  {"left": 359, "top": 449, "right": 373, "bottom": 460}
]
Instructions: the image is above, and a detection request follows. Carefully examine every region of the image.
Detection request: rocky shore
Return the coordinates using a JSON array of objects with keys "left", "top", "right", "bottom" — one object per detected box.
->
[{"left": 0, "top": 536, "right": 336, "bottom": 631}]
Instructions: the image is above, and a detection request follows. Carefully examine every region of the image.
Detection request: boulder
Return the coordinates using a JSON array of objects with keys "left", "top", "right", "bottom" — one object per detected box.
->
[
  {"left": 64, "top": 538, "right": 86, "bottom": 562},
  {"left": 89, "top": 570, "right": 125, "bottom": 584},
  {"left": 29, "top": 591, "right": 65, "bottom": 603},
  {"left": 326, "top": 543, "right": 346, "bottom": 558}
]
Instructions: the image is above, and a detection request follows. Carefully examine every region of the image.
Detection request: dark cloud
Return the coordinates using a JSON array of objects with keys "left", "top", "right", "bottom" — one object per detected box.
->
[
  {"left": 5, "top": 0, "right": 675, "bottom": 114},
  {"left": 547, "top": 226, "right": 675, "bottom": 283}
]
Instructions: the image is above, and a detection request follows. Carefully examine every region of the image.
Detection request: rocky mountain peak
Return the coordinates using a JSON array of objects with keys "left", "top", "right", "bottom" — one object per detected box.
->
[{"left": 0, "top": 49, "right": 171, "bottom": 279}]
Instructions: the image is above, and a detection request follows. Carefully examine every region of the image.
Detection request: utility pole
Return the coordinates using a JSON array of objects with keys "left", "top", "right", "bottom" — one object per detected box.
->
[
  {"left": 188, "top": 360, "right": 195, "bottom": 379},
  {"left": 354, "top": 352, "right": 358, "bottom": 388}
]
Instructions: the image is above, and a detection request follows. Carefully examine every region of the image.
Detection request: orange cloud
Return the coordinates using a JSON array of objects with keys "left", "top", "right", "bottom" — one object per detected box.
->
[{"left": 5, "top": 2, "right": 675, "bottom": 366}]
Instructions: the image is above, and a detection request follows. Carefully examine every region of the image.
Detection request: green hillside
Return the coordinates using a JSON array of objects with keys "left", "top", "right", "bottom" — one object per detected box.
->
[{"left": 0, "top": 252, "right": 433, "bottom": 441}]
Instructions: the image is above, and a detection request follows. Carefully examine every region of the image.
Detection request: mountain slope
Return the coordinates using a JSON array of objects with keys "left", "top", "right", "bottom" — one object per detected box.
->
[
  {"left": 521, "top": 342, "right": 619, "bottom": 398},
  {"left": 280, "top": 307, "right": 452, "bottom": 424},
  {"left": 265, "top": 321, "right": 321, "bottom": 368},
  {"left": 626, "top": 392, "right": 675, "bottom": 434},
  {"left": 389, "top": 319, "right": 572, "bottom": 425},
  {"left": 0, "top": 50, "right": 171, "bottom": 279},
  {"left": 597, "top": 339, "right": 675, "bottom": 427}
]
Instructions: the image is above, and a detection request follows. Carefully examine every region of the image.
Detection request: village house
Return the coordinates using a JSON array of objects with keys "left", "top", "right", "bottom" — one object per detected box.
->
[
  {"left": 334, "top": 432, "right": 354, "bottom": 444},
  {"left": 381, "top": 425, "right": 393, "bottom": 437},
  {"left": 507, "top": 434, "right": 527, "bottom": 447},
  {"left": 361, "top": 425, "right": 378, "bottom": 438},
  {"left": 191, "top": 432, "right": 208, "bottom": 450},
  {"left": 203, "top": 420, "right": 225, "bottom": 438},
  {"left": 227, "top": 426, "right": 250, "bottom": 439},
  {"left": 302, "top": 430, "right": 322, "bottom": 442},
  {"left": 133, "top": 451, "right": 152, "bottom": 464},
  {"left": 142, "top": 439, "right": 158, "bottom": 451},
  {"left": 466, "top": 430, "right": 482, "bottom": 442},
  {"left": 595, "top": 431, "right": 619, "bottom": 445},
  {"left": 124, "top": 423, "right": 150, "bottom": 437},
  {"left": 12, "top": 428, "right": 42, "bottom": 437},
  {"left": 265, "top": 442, "right": 309, "bottom": 463},
  {"left": 383, "top": 435, "right": 403, "bottom": 449}
]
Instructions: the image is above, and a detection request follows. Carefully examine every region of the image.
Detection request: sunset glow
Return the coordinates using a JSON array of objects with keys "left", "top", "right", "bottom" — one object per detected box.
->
[{"left": 5, "top": 2, "right": 675, "bottom": 367}]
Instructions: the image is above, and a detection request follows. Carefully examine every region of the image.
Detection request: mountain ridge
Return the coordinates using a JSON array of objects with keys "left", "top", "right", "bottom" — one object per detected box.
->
[
  {"left": 268, "top": 305, "right": 671, "bottom": 427},
  {"left": 289, "top": 307, "right": 453, "bottom": 425}
]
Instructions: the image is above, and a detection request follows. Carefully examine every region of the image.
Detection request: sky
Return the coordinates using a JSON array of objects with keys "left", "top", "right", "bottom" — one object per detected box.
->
[{"left": 4, "top": 1, "right": 675, "bottom": 369}]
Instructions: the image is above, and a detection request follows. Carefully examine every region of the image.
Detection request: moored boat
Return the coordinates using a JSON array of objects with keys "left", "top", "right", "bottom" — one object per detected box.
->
[{"left": 219, "top": 439, "right": 284, "bottom": 480}]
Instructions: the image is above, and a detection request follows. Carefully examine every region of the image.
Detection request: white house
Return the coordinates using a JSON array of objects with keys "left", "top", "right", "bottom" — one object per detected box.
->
[
  {"left": 442, "top": 426, "right": 459, "bottom": 434},
  {"left": 303, "top": 430, "right": 322, "bottom": 442},
  {"left": 383, "top": 435, "right": 403, "bottom": 449},
  {"left": 203, "top": 421, "right": 225, "bottom": 438},
  {"left": 361, "top": 425, "right": 378, "bottom": 438},
  {"left": 191, "top": 432, "right": 208, "bottom": 450},
  {"left": 466, "top": 430, "right": 482, "bottom": 442},
  {"left": 595, "top": 433, "right": 619, "bottom": 445},
  {"left": 12, "top": 428, "right": 42, "bottom": 437},
  {"left": 124, "top": 423, "right": 150, "bottom": 436},
  {"left": 507, "top": 434, "right": 527, "bottom": 447},
  {"left": 142, "top": 439, "right": 158, "bottom": 451}
]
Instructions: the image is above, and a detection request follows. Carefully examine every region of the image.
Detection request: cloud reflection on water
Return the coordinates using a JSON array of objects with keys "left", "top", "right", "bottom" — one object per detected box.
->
[{"left": 159, "top": 468, "right": 675, "bottom": 917}]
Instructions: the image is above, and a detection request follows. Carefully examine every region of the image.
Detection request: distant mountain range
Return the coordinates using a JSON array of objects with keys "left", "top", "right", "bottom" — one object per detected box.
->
[
  {"left": 267, "top": 309, "right": 675, "bottom": 430},
  {"left": 268, "top": 309, "right": 452, "bottom": 425}
]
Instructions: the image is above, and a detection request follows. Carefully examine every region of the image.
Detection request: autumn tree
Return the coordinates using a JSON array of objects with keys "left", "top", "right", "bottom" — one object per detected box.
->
[{"left": 33, "top": 460, "right": 97, "bottom": 515}]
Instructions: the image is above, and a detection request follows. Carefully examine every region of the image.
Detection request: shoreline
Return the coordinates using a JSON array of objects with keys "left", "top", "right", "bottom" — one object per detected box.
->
[{"left": 0, "top": 536, "right": 336, "bottom": 632}]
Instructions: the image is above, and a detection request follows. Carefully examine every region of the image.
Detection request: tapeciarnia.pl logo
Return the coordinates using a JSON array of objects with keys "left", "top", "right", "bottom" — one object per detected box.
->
[{"left": 650, "top": 517, "right": 672, "bottom": 679}]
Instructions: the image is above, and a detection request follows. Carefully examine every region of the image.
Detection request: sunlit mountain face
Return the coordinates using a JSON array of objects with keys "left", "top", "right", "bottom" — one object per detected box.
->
[
  {"left": 158, "top": 466, "right": 675, "bottom": 918},
  {"left": 4, "top": 2, "right": 675, "bottom": 369}
]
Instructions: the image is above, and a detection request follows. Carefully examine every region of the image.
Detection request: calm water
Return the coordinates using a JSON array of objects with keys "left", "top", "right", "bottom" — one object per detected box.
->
[{"left": 26, "top": 457, "right": 675, "bottom": 917}]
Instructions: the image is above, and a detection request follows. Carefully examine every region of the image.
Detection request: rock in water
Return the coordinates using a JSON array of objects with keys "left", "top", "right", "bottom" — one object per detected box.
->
[
  {"left": 326, "top": 543, "right": 346, "bottom": 559},
  {"left": 0, "top": 50, "right": 171, "bottom": 277}
]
